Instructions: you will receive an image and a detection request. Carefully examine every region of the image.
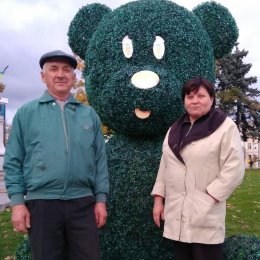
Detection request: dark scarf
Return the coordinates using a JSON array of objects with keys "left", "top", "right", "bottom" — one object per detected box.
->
[{"left": 168, "top": 108, "right": 227, "bottom": 164}]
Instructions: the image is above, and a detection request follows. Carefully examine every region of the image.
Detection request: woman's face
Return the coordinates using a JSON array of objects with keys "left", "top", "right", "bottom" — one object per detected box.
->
[{"left": 184, "top": 86, "right": 214, "bottom": 123}]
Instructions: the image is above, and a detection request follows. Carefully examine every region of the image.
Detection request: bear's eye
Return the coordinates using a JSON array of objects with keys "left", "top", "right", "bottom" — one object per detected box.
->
[
  {"left": 122, "top": 35, "right": 133, "bottom": 58},
  {"left": 153, "top": 36, "right": 165, "bottom": 60}
]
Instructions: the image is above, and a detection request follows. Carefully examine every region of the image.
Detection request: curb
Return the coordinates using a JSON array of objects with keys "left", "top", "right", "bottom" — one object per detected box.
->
[{"left": 0, "top": 202, "right": 10, "bottom": 212}]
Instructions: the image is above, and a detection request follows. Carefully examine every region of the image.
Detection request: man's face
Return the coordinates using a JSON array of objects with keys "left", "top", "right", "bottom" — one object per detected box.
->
[{"left": 41, "top": 59, "right": 76, "bottom": 99}]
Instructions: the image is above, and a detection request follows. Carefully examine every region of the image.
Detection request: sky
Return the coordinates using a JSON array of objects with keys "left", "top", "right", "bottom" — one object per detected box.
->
[{"left": 0, "top": 0, "right": 259, "bottom": 124}]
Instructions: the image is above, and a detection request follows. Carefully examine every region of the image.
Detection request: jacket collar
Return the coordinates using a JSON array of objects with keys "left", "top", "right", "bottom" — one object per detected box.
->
[
  {"left": 168, "top": 108, "right": 227, "bottom": 164},
  {"left": 39, "top": 90, "right": 81, "bottom": 105}
]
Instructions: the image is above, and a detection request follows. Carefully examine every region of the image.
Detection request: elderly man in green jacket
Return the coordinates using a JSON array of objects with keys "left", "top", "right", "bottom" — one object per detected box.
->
[{"left": 4, "top": 50, "right": 109, "bottom": 260}]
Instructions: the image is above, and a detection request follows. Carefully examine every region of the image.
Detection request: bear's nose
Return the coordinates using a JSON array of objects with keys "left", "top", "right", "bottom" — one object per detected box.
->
[{"left": 131, "top": 70, "right": 159, "bottom": 89}]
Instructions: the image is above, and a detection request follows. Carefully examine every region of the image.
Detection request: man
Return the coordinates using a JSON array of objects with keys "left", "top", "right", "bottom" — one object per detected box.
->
[{"left": 4, "top": 50, "right": 109, "bottom": 260}]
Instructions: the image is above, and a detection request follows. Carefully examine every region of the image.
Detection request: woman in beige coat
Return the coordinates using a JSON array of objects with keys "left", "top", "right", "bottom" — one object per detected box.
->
[{"left": 152, "top": 77, "right": 244, "bottom": 260}]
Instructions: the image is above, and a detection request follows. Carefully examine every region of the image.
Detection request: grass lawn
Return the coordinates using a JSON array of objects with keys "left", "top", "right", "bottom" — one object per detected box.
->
[
  {"left": 0, "top": 208, "right": 24, "bottom": 260},
  {"left": 0, "top": 169, "right": 259, "bottom": 259},
  {"left": 226, "top": 168, "right": 260, "bottom": 237}
]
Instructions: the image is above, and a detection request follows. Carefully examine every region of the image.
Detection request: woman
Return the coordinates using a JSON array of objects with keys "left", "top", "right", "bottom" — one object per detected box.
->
[{"left": 152, "top": 77, "right": 244, "bottom": 260}]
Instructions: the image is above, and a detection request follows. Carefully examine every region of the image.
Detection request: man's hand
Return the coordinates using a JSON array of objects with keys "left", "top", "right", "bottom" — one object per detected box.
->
[
  {"left": 94, "top": 202, "right": 107, "bottom": 228},
  {"left": 153, "top": 195, "right": 164, "bottom": 228},
  {"left": 12, "top": 204, "right": 30, "bottom": 233}
]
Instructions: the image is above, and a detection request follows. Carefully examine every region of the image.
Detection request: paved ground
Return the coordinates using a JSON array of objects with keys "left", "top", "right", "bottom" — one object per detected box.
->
[{"left": 0, "top": 171, "right": 10, "bottom": 211}]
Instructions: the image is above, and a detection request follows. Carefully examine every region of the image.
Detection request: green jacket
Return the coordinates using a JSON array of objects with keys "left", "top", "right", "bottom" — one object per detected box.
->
[{"left": 4, "top": 91, "right": 109, "bottom": 205}]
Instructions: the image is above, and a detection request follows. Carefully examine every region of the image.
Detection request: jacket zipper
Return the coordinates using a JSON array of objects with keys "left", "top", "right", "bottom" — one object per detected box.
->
[
  {"left": 180, "top": 124, "right": 193, "bottom": 147},
  {"left": 61, "top": 105, "right": 69, "bottom": 152},
  {"left": 60, "top": 104, "right": 70, "bottom": 198}
]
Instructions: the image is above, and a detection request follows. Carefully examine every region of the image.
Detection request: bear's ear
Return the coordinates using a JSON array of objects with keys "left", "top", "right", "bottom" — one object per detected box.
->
[
  {"left": 193, "top": 1, "right": 238, "bottom": 59},
  {"left": 68, "top": 3, "right": 111, "bottom": 60}
]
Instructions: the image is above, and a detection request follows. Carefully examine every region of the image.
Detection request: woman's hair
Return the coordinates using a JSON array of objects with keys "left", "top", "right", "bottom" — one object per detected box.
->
[{"left": 181, "top": 77, "right": 216, "bottom": 107}]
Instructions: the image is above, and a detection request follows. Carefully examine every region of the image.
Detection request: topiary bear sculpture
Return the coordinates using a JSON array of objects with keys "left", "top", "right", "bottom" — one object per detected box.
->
[{"left": 68, "top": 0, "right": 238, "bottom": 259}]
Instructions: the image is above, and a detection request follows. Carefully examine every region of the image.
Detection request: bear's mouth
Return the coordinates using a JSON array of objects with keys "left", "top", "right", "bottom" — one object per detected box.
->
[{"left": 134, "top": 108, "right": 151, "bottom": 119}]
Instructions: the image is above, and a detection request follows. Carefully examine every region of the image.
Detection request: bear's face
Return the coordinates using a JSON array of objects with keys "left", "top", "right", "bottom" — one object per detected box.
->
[
  {"left": 68, "top": 0, "right": 238, "bottom": 137},
  {"left": 85, "top": 1, "right": 214, "bottom": 136}
]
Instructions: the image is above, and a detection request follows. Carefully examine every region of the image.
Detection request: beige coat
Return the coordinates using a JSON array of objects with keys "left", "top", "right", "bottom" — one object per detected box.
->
[{"left": 152, "top": 117, "right": 244, "bottom": 244}]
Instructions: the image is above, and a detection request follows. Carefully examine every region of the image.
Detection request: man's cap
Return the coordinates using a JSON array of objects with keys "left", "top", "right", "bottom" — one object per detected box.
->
[{"left": 39, "top": 50, "right": 77, "bottom": 69}]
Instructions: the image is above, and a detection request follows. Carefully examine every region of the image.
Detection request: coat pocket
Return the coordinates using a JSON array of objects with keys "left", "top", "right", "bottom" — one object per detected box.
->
[{"left": 189, "top": 189, "right": 223, "bottom": 228}]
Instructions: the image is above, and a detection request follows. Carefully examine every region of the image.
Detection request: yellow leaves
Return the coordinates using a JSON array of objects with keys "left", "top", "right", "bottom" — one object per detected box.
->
[
  {"left": 102, "top": 125, "right": 114, "bottom": 135},
  {"left": 75, "top": 79, "right": 85, "bottom": 88},
  {"left": 74, "top": 88, "right": 89, "bottom": 105},
  {"left": 227, "top": 203, "right": 235, "bottom": 209},
  {"left": 4, "top": 256, "right": 15, "bottom": 260},
  {"left": 74, "top": 54, "right": 85, "bottom": 71},
  {"left": 73, "top": 54, "right": 89, "bottom": 104},
  {"left": 0, "top": 82, "right": 5, "bottom": 93}
]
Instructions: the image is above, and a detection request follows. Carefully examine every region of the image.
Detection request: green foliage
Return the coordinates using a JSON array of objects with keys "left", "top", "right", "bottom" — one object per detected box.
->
[
  {"left": 224, "top": 235, "right": 260, "bottom": 260},
  {"left": 250, "top": 112, "right": 260, "bottom": 139},
  {"left": 16, "top": 236, "right": 32, "bottom": 260},
  {"left": 68, "top": 3, "right": 111, "bottom": 60},
  {"left": 14, "top": 234, "right": 260, "bottom": 260},
  {"left": 67, "top": 0, "right": 239, "bottom": 259},
  {"left": 193, "top": 1, "right": 238, "bottom": 59},
  {"left": 216, "top": 43, "right": 259, "bottom": 140},
  {"left": 67, "top": 0, "right": 239, "bottom": 136},
  {"left": 100, "top": 135, "right": 172, "bottom": 259}
]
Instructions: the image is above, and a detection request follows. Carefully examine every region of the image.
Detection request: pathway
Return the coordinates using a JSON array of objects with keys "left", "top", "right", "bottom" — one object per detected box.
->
[{"left": 0, "top": 171, "right": 10, "bottom": 211}]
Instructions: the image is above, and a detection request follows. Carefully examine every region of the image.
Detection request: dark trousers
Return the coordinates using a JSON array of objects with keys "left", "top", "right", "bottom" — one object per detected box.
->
[
  {"left": 26, "top": 196, "right": 100, "bottom": 260},
  {"left": 173, "top": 241, "right": 224, "bottom": 260}
]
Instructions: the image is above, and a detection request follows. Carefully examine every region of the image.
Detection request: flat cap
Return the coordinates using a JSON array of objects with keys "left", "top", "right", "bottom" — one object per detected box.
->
[{"left": 39, "top": 50, "right": 77, "bottom": 69}]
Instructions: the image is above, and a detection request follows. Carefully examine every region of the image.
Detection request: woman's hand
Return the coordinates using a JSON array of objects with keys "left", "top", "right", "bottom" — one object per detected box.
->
[
  {"left": 153, "top": 195, "right": 165, "bottom": 228},
  {"left": 206, "top": 191, "right": 219, "bottom": 203}
]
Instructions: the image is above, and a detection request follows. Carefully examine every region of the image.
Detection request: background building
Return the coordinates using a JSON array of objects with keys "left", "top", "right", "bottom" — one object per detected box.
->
[
  {"left": 243, "top": 137, "right": 260, "bottom": 168},
  {"left": 0, "top": 97, "right": 8, "bottom": 171}
]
